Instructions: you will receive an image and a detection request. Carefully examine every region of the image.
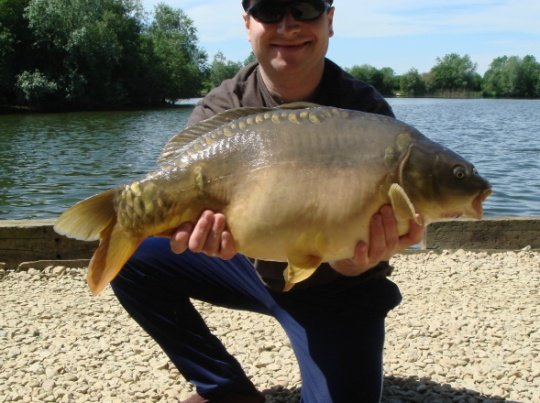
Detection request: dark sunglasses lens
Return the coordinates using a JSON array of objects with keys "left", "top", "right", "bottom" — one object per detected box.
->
[
  {"left": 250, "top": 1, "right": 327, "bottom": 23},
  {"left": 291, "top": 1, "right": 326, "bottom": 21},
  {"left": 250, "top": 3, "right": 286, "bottom": 23}
]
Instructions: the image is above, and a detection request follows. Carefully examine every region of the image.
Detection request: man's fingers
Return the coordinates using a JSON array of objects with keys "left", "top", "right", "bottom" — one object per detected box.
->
[
  {"left": 170, "top": 222, "right": 193, "bottom": 254},
  {"left": 367, "top": 212, "right": 386, "bottom": 262},
  {"left": 352, "top": 241, "right": 369, "bottom": 268},
  {"left": 398, "top": 215, "right": 424, "bottom": 249},
  {"left": 188, "top": 210, "right": 214, "bottom": 252},
  {"left": 220, "top": 231, "right": 236, "bottom": 260},
  {"left": 202, "top": 213, "right": 226, "bottom": 255},
  {"left": 170, "top": 210, "right": 237, "bottom": 259},
  {"left": 380, "top": 205, "right": 399, "bottom": 250}
]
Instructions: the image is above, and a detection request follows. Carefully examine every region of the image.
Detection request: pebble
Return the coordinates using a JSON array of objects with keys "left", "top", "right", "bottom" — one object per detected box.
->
[
  {"left": 0, "top": 250, "right": 538, "bottom": 402},
  {"left": 52, "top": 266, "right": 67, "bottom": 276}
]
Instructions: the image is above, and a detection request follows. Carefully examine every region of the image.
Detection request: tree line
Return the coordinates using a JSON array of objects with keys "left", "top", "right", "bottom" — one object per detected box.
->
[
  {"left": 348, "top": 53, "right": 540, "bottom": 98},
  {"left": 1, "top": 0, "right": 539, "bottom": 112},
  {"left": 1, "top": 0, "right": 210, "bottom": 110}
]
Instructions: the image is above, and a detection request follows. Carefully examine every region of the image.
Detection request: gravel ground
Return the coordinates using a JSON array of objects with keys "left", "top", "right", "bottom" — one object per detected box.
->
[{"left": 1, "top": 249, "right": 539, "bottom": 403}]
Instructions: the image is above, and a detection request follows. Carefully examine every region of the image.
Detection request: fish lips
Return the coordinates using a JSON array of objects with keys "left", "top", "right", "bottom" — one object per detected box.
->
[
  {"left": 438, "top": 185, "right": 490, "bottom": 220},
  {"left": 471, "top": 187, "right": 492, "bottom": 218}
]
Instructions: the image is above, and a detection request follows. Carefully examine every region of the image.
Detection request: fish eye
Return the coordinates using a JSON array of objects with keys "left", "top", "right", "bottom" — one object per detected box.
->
[{"left": 453, "top": 166, "right": 466, "bottom": 179}]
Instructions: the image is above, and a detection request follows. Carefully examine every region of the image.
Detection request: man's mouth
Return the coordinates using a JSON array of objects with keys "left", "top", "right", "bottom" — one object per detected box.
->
[{"left": 271, "top": 41, "right": 310, "bottom": 50}]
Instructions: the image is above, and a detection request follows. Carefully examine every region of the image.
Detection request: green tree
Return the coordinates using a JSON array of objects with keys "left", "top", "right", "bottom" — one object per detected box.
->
[
  {"left": 206, "top": 51, "right": 242, "bottom": 90},
  {"left": 147, "top": 3, "right": 207, "bottom": 102},
  {"left": 0, "top": 25, "right": 14, "bottom": 102},
  {"left": 22, "top": 0, "right": 145, "bottom": 108},
  {"left": 379, "top": 67, "right": 397, "bottom": 95},
  {"left": 0, "top": 0, "right": 33, "bottom": 103},
  {"left": 483, "top": 55, "right": 540, "bottom": 98},
  {"left": 482, "top": 56, "right": 512, "bottom": 97},
  {"left": 427, "top": 53, "right": 482, "bottom": 95},
  {"left": 243, "top": 52, "right": 256, "bottom": 66},
  {"left": 16, "top": 69, "right": 58, "bottom": 107},
  {"left": 399, "top": 68, "right": 426, "bottom": 97},
  {"left": 1, "top": 0, "right": 210, "bottom": 109},
  {"left": 347, "top": 64, "right": 396, "bottom": 96},
  {"left": 519, "top": 55, "right": 540, "bottom": 97}
]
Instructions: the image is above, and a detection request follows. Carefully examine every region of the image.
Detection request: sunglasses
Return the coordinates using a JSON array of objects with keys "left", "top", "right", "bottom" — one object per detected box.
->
[{"left": 247, "top": 0, "right": 330, "bottom": 24}]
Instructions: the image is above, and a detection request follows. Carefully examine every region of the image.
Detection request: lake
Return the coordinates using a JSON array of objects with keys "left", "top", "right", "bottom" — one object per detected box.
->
[{"left": 0, "top": 98, "right": 538, "bottom": 219}]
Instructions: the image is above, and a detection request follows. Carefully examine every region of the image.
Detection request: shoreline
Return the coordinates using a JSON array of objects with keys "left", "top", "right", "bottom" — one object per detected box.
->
[
  {"left": 2, "top": 217, "right": 540, "bottom": 270},
  {"left": 3, "top": 97, "right": 539, "bottom": 115},
  {"left": 0, "top": 102, "right": 198, "bottom": 115}
]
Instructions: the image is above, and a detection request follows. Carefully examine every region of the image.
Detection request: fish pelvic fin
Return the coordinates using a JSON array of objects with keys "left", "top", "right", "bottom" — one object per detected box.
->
[
  {"left": 283, "top": 253, "right": 322, "bottom": 292},
  {"left": 87, "top": 223, "right": 141, "bottom": 295},
  {"left": 54, "top": 189, "right": 117, "bottom": 241},
  {"left": 388, "top": 183, "right": 421, "bottom": 224}
]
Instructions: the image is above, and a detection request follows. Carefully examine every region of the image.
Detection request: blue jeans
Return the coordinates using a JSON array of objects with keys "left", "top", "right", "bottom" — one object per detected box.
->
[{"left": 111, "top": 237, "right": 401, "bottom": 403}]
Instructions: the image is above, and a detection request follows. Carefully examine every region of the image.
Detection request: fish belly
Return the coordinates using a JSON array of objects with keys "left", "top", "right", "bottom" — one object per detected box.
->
[{"left": 225, "top": 164, "right": 388, "bottom": 263}]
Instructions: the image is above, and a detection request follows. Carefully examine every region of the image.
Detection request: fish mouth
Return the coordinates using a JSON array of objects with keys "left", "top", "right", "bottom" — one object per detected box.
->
[
  {"left": 439, "top": 188, "right": 492, "bottom": 220},
  {"left": 471, "top": 188, "right": 492, "bottom": 218}
]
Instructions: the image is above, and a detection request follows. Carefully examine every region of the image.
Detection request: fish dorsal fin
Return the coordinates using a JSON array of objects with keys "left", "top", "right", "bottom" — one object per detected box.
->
[
  {"left": 158, "top": 103, "right": 321, "bottom": 164},
  {"left": 388, "top": 183, "right": 421, "bottom": 224},
  {"left": 158, "top": 106, "right": 272, "bottom": 163}
]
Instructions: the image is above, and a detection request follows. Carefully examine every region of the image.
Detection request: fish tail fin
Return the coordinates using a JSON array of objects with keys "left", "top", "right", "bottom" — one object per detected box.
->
[
  {"left": 54, "top": 188, "right": 140, "bottom": 295},
  {"left": 87, "top": 223, "right": 141, "bottom": 295},
  {"left": 54, "top": 189, "right": 117, "bottom": 241}
]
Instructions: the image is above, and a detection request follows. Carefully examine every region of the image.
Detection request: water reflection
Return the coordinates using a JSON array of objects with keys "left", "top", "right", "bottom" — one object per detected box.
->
[{"left": 0, "top": 108, "right": 191, "bottom": 218}]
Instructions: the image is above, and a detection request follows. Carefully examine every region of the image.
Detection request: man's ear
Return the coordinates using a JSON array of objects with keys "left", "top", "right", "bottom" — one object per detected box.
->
[
  {"left": 243, "top": 12, "right": 251, "bottom": 42},
  {"left": 328, "top": 7, "right": 335, "bottom": 37}
]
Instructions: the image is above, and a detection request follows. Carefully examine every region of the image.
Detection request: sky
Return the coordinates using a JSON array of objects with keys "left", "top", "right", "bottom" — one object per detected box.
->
[{"left": 140, "top": 0, "right": 540, "bottom": 75}]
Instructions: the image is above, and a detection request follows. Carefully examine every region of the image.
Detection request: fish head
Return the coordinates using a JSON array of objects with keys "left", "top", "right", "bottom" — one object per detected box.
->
[{"left": 398, "top": 141, "right": 492, "bottom": 222}]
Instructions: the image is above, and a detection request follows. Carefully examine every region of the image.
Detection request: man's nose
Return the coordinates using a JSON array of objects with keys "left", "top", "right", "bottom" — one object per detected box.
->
[{"left": 276, "top": 11, "right": 301, "bottom": 34}]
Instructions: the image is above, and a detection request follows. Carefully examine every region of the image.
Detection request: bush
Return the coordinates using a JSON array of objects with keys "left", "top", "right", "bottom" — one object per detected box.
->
[{"left": 16, "top": 70, "right": 58, "bottom": 107}]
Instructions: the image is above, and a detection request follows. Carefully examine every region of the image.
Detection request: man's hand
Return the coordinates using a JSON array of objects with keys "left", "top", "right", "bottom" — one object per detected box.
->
[
  {"left": 329, "top": 205, "right": 424, "bottom": 276},
  {"left": 168, "top": 205, "right": 424, "bottom": 268},
  {"left": 169, "top": 210, "right": 237, "bottom": 260}
]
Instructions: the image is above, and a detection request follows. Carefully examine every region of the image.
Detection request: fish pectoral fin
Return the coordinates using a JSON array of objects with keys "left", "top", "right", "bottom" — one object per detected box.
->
[
  {"left": 388, "top": 183, "right": 420, "bottom": 224},
  {"left": 283, "top": 253, "right": 322, "bottom": 292},
  {"left": 87, "top": 223, "right": 141, "bottom": 296}
]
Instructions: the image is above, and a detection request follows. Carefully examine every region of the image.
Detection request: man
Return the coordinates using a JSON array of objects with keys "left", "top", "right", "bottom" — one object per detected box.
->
[{"left": 111, "top": 1, "right": 424, "bottom": 402}]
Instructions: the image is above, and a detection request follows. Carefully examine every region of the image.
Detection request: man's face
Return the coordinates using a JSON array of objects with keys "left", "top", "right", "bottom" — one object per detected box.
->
[{"left": 243, "top": 0, "right": 334, "bottom": 77}]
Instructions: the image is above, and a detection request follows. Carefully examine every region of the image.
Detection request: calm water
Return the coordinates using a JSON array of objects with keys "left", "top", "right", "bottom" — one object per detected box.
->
[{"left": 0, "top": 99, "right": 539, "bottom": 219}]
